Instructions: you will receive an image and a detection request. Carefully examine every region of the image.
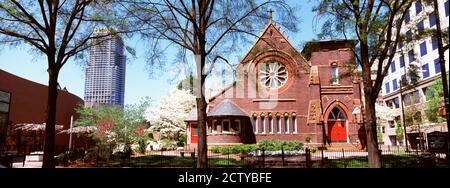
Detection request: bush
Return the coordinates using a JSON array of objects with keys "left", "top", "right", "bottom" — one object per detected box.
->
[
  {"left": 177, "top": 133, "right": 187, "bottom": 147},
  {"left": 209, "top": 140, "right": 303, "bottom": 154},
  {"left": 210, "top": 146, "right": 221, "bottom": 153},
  {"left": 160, "top": 139, "right": 178, "bottom": 150},
  {"left": 55, "top": 153, "right": 67, "bottom": 166}
]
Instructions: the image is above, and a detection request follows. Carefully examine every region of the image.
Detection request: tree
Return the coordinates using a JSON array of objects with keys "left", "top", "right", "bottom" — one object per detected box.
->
[
  {"left": 177, "top": 73, "right": 198, "bottom": 95},
  {"left": 147, "top": 89, "right": 196, "bottom": 146},
  {"left": 314, "top": 0, "right": 415, "bottom": 167},
  {"left": 75, "top": 98, "right": 151, "bottom": 155},
  {"left": 0, "top": 0, "right": 131, "bottom": 168},
  {"left": 121, "top": 0, "right": 298, "bottom": 167},
  {"left": 395, "top": 121, "right": 404, "bottom": 145},
  {"left": 425, "top": 78, "right": 448, "bottom": 123}
]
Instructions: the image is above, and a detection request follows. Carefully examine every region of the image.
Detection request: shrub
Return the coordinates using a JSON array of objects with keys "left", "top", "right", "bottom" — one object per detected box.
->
[
  {"left": 55, "top": 153, "right": 67, "bottom": 166},
  {"left": 177, "top": 133, "right": 187, "bottom": 147},
  {"left": 210, "top": 146, "right": 221, "bottom": 153},
  {"left": 208, "top": 140, "right": 304, "bottom": 154}
]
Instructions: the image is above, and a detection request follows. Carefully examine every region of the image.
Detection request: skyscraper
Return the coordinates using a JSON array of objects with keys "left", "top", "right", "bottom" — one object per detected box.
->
[
  {"left": 85, "top": 27, "right": 126, "bottom": 107},
  {"left": 379, "top": 0, "right": 449, "bottom": 147}
]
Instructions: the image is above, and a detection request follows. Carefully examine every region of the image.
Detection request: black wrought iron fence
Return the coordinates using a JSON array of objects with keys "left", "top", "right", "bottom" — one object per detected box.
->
[{"left": 11, "top": 145, "right": 444, "bottom": 168}]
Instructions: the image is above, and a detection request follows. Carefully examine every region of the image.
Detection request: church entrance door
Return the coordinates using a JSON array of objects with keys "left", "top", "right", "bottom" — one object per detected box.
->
[{"left": 327, "top": 107, "right": 347, "bottom": 142}]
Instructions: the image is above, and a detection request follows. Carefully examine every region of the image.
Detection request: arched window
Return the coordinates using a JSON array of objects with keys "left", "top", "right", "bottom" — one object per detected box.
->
[
  {"left": 328, "top": 107, "right": 347, "bottom": 121},
  {"left": 331, "top": 63, "right": 339, "bottom": 84}
]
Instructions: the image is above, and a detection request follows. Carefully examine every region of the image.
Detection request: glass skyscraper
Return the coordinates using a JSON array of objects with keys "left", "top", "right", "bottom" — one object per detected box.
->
[{"left": 85, "top": 27, "right": 126, "bottom": 107}]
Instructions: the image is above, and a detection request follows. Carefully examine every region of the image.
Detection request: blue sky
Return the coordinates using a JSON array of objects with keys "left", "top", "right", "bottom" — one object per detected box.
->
[{"left": 0, "top": 1, "right": 322, "bottom": 106}]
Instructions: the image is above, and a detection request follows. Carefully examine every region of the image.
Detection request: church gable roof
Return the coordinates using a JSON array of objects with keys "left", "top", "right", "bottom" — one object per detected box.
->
[{"left": 240, "top": 22, "right": 308, "bottom": 67}]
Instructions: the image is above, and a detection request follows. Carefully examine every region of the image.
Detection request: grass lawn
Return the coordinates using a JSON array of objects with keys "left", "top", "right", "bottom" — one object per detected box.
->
[
  {"left": 312, "top": 153, "right": 447, "bottom": 168},
  {"left": 94, "top": 155, "right": 250, "bottom": 168}
]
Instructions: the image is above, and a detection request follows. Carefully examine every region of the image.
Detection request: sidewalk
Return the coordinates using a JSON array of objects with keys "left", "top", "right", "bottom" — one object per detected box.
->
[{"left": 12, "top": 161, "right": 42, "bottom": 168}]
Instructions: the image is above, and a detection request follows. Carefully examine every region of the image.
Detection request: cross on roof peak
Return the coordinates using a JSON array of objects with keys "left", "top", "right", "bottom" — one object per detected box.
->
[{"left": 268, "top": 8, "right": 274, "bottom": 22}]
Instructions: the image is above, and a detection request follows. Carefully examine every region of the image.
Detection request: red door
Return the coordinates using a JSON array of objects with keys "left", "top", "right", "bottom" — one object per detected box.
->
[
  {"left": 328, "top": 121, "right": 347, "bottom": 142},
  {"left": 190, "top": 124, "right": 198, "bottom": 143}
]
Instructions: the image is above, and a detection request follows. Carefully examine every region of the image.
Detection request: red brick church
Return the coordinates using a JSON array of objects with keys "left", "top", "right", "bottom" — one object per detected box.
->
[{"left": 185, "top": 21, "right": 366, "bottom": 148}]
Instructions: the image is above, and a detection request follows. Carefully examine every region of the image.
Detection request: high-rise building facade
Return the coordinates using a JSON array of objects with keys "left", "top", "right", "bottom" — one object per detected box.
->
[
  {"left": 85, "top": 27, "right": 126, "bottom": 107},
  {"left": 380, "top": 0, "right": 449, "bottom": 147}
]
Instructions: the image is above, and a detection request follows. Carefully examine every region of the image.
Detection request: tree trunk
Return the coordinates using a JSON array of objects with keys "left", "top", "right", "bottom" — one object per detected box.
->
[
  {"left": 363, "top": 92, "right": 382, "bottom": 168},
  {"left": 361, "top": 41, "right": 382, "bottom": 167},
  {"left": 196, "top": 95, "right": 208, "bottom": 168},
  {"left": 42, "top": 66, "right": 59, "bottom": 168},
  {"left": 195, "top": 53, "right": 208, "bottom": 168}
]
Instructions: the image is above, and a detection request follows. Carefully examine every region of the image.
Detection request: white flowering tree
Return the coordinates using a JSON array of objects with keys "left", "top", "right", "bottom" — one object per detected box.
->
[
  {"left": 375, "top": 103, "right": 395, "bottom": 123},
  {"left": 147, "top": 89, "right": 196, "bottom": 145}
]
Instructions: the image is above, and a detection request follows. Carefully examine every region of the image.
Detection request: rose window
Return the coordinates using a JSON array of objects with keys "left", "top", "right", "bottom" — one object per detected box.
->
[{"left": 258, "top": 61, "right": 288, "bottom": 89}]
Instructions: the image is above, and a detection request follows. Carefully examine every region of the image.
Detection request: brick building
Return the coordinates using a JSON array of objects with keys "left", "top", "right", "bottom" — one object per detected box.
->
[
  {"left": 185, "top": 21, "right": 366, "bottom": 148},
  {"left": 0, "top": 69, "right": 84, "bottom": 155}
]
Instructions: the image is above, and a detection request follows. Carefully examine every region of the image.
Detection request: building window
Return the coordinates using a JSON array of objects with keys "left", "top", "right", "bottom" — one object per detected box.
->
[
  {"left": 331, "top": 65, "right": 339, "bottom": 84},
  {"left": 0, "top": 91, "right": 11, "bottom": 143},
  {"left": 434, "top": 58, "right": 441, "bottom": 73},
  {"left": 415, "top": 0, "right": 422, "bottom": 14},
  {"left": 432, "top": 37, "right": 438, "bottom": 50},
  {"left": 386, "top": 100, "right": 393, "bottom": 108},
  {"left": 406, "top": 30, "right": 413, "bottom": 42},
  {"left": 429, "top": 12, "right": 436, "bottom": 27},
  {"left": 193, "top": 127, "right": 198, "bottom": 136},
  {"left": 385, "top": 83, "right": 391, "bottom": 94},
  {"left": 276, "top": 116, "right": 281, "bottom": 133},
  {"left": 252, "top": 116, "right": 257, "bottom": 133},
  {"left": 412, "top": 90, "right": 421, "bottom": 104},
  {"left": 423, "top": 87, "right": 432, "bottom": 101},
  {"left": 260, "top": 115, "right": 265, "bottom": 133},
  {"left": 417, "top": 20, "right": 424, "bottom": 31},
  {"left": 222, "top": 120, "right": 230, "bottom": 132},
  {"left": 393, "top": 79, "right": 398, "bottom": 91},
  {"left": 405, "top": 11, "right": 410, "bottom": 23},
  {"left": 258, "top": 61, "right": 288, "bottom": 89},
  {"left": 212, "top": 120, "right": 218, "bottom": 133},
  {"left": 389, "top": 120, "right": 395, "bottom": 128},
  {"left": 292, "top": 116, "right": 297, "bottom": 133},
  {"left": 284, "top": 116, "right": 289, "bottom": 133},
  {"left": 420, "top": 42, "right": 427, "bottom": 57},
  {"left": 234, "top": 120, "right": 241, "bottom": 133},
  {"left": 446, "top": 0, "right": 449, "bottom": 17},
  {"left": 391, "top": 61, "right": 396, "bottom": 73},
  {"left": 408, "top": 50, "right": 415, "bottom": 63},
  {"left": 268, "top": 116, "right": 273, "bottom": 133},
  {"left": 404, "top": 94, "right": 411, "bottom": 106},
  {"left": 422, "top": 63, "right": 430, "bottom": 78},
  {"left": 400, "top": 55, "right": 405, "bottom": 68},
  {"left": 394, "top": 97, "right": 400, "bottom": 109}
]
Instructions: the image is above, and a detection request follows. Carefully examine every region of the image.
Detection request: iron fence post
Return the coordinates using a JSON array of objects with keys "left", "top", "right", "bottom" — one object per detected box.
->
[
  {"left": 416, "top": 144, "right": 419, "bottom": 156},
  {"left": 228, "top": 147, "right": 230, "bottom": 166},
  {"left": 306, "top": 148, "right": 311, "bottom": 168},
  {"left": 262, "top": 148, "right": 265, "bottom": 168},
  {"left": 379, "top": 150, "right": 383, "bottom": 168},
  {"left": 282, "top": 146, "right": 285, "bottom": 167},
  {"left": 342, "top": 149, "right": 346, "bottom": 168},
  {"left": 193, "top": 148, "right": 196, "bottom": 168},
  {"left": 160, "top": 150, "right": 163, "bottom": 168},
  {"left": 321, "top": 147, "right": 324, "bottom": 167}
]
